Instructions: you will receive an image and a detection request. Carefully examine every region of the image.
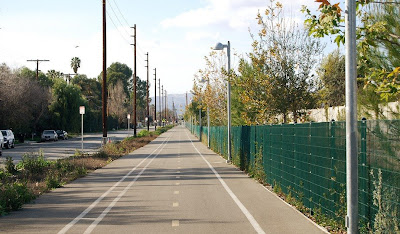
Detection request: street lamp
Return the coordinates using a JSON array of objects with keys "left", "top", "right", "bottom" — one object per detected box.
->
[{"left": 213, "top": 41, "right": 231, "bottom": 163}]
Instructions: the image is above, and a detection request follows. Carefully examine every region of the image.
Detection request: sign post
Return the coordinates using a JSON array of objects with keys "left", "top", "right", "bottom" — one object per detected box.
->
[
  {"left": 127, "top": 114, "right": 131, "bottom": 132},
  {"left": 80, "top": 106, "right": 85, "bottom": 152}
]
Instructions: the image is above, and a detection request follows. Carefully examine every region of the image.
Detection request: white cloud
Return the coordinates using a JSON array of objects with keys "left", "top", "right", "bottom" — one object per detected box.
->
[
  {"left": 185, "top": 31, "right": 220, "bottom": 41},
  {"left": 160, "top": 0, "right": 266, "bottom": 31}
]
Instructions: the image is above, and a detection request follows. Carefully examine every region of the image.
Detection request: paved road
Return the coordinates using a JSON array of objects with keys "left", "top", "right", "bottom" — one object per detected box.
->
[
  {"left": 0, "top": 128, "right": 153, "bottom": 165},
  {"left": 0, "top": 126, "right": 327, "bottom": 234}
]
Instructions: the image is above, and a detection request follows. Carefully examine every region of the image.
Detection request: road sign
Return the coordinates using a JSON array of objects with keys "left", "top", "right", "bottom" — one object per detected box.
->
[{"left": 80, "top": 106, "right": 85, "bottom": 115}]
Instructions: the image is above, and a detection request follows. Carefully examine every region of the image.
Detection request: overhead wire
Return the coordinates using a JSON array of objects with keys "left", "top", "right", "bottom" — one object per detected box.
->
[
  {"left": 111, "top": 0, "right": 130, "bottom": 26},
  {"left": 107, "top": 0, "right": 148, "bottom": 65},
  {"left": 106, "top": 0, "right": 132, "bottom": 37},
  {"left": 101, "top": 0, "right": 150, "bottom": 78}
]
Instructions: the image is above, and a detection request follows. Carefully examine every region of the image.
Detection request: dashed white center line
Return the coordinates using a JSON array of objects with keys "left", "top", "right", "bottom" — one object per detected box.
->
[
  {"left": 174, "top": 191, "right": 179, "bottom": 195},
  {"left": 173, "top": 202, "right": 179, "bottom": 207},
  {"left": 172, "top": 220, "right": 179, "bottom": 227},
  {"left": 176, "top": 176, "right": 180, "bottom": 179},
  {"left": 175, "top": 182, "right": 180, "bottom": 186},
  {"left": 176, "top": 171, "right": 181, "bottom": 173}
]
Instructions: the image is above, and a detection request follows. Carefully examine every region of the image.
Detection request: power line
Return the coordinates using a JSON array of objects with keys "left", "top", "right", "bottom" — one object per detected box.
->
[
  {"left": 111, "top": 0, "right": 130, "bottom": 27},
  {"left": 105, "top": 10, "right": 132, "bottom": 45},
  {"left": 106, "top": 0, "right": 131, "bottom": 36}
]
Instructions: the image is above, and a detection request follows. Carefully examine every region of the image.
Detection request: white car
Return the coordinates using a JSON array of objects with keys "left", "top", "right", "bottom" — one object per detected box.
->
[
  {"left": 1, "top": 129, "right": 15, "bottom": 149},
  {"left": 0, "top": 131, "right": 3, "bottom": 156},
  {"left": 41, "top": 130, "right": 58, "bottom": 142}
]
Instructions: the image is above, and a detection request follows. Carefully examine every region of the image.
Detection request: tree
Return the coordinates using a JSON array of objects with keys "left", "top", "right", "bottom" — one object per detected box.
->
[
  {"left": 235, "top": 1, "right": 323, "bottom": 123},
  {"left": 72, "top": 74, "right": 102, "bottom": 111},
  {"left": 0, "top": 64, "right": 50, "bottom": 133},
  {"left": 47, "top": 70, "right": 64, "bottom": 80},
  {"left": 193, "top": 51, "right": 228, "bottom": 126},
  {"left": 131, "top": 76, "right": 148, "bottom": 122},
  {"left": 106, "top": 62, "right": 133, "bottom": 97},
  {"left": 108, "top": 80, "right": 128, "bottom": 127},
  {"left": 19, "top": 67, "right": 53, "bottom": 87},
  {"left": 71, "top": 57, "right": 81, "bottom": 74},
  {"left": 302, "top": 0, "right": 400, "bottom": 100},
  {"left": 49, "top": 79, "right": 85, "bottom": 132},
  {"left": 317, "top": 49, "right": 346, "bottom": 107}
]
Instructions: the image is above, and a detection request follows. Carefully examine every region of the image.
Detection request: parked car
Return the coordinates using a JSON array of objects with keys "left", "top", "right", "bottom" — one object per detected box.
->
[
  {"left": 56, "top": 130, "right": 68, "bottom": 140},
  {"left": 41, "top": 130, "right": 58, "bottom": 141},
  {"left": 1, "top": 129, "right": 15, "bottom": 149},
  {"left": 0, "top": 131, "right": 3, "bottom": 156}
]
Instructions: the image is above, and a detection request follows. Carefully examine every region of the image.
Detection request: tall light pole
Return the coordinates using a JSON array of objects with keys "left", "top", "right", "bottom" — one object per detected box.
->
[
  {"left": 159, "top": 79, "right": 161, "bottom": 127},
  {"left": 145, "top": 52, "right": 149, "bottom": 131},
  {"left": 213, "top": 41, "right": 231, "bottom": 163},
  {"left": 154, "top": 68, "right": 157, "bottom": 130},
  {"left": 345, "top": 0, "right": 358, "bottom": 233}
]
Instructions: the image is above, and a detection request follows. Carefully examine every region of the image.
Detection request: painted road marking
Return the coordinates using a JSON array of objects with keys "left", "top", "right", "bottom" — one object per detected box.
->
[
  {"left": 176, "top": 171, "right": 181, "bottom": 173},
  {"left": 83, "top": 134, "right": 173, "bottom": 234},
  {"left": 186, "top": 131, "right": 266, "bottom": 234},
  {"left": 176, "top": 176, "right": 180, "bottom": 179},
  {"left": 175, "top": 182, "right": 180, "bottom": 186},
  {"left": 173, "top": 202, "right": 179, "bottom": 207},
  {"left": 174, "top": 191, "right": 179, "bottom": 195},
  {"left": 58, "top": 134, "right": 172, "bottom": 234},
  {"left": 172, "top": 220, "right": 179, "bottom": 227}
]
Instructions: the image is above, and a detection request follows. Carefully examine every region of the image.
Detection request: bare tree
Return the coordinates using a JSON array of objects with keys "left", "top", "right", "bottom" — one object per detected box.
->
[{"left": 0, "top": 63, "right": 50, "bottom": 132}]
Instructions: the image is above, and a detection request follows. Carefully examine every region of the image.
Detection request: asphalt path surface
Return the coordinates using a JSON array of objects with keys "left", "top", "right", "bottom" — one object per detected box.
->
[
  {"left": 0, "top": 126, "right": 327, "bottom": 234},
  {"left": 0, "top": 128, "right": 153, "bottom": 165}
]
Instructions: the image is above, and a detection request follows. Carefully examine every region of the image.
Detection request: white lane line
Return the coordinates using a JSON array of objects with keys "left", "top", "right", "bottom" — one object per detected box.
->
[
  {"left": 173, "top": 202, "right": 179, "bottom": 207},
  {"left": 176, "top": 176, "right": 180, "bottom": 179},
  {"left": 186, "top": 131, "right": 266, "bottom": 234},
  {"left": 176, "top": 171, "right": 181, "bottom": 173},
  {"left": 58, "top": 134, "right": 171, "bottom": 234},
  {"left": 172, "top": 220, "right": 179, "bottom": 227},
  {"left": 84, "top": 133, "right": 173, "bottom": 234},
  {"left": 174, "top": 191, "right": 180, "bottom": 195},
  {"left": 175, "top": 182, "right": 180, "bottom": 186}
]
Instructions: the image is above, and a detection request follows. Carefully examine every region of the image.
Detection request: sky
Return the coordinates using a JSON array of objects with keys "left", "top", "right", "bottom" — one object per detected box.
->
[{"left": 0, "top": 0, "right": 326, "bottom": 95}]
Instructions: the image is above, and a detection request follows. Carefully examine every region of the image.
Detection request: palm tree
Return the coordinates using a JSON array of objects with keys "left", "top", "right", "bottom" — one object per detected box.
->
[{"left": 71, "top": 57, "right": 81, "bottom": 74}]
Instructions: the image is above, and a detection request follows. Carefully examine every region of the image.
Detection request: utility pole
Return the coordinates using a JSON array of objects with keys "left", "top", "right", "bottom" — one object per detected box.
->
[
  {"left": 186, "top": 91, "right": 188, "bottom": 108},
  {"left": 145, "top": 52, "right": 149, "bottom": 131},
  {"left": 161, "top": 85, "right": 164, "bottom": 126},
  {"left": 102, "top": 0, "right": 108, "bottom": 144},
  {"left": 63, "top": 73, "right": 77, "bottom": 84},
  {"left": 27, "top": 59, "right": 49, "bottom": 80},
  {"left": 345, "top": 0, "right": 358, "bottom": 233},
  {"left": 153, "top": 68, "right": 157, "bottom": 130},
  {"left": 165, "top": 90, "right": 168, "bottom": 124},
  {"left": 159, "top": 79, "right": 161, "bottom": 127},
  {"left": 130, "top": 24, "right": 137, "bottom": 137},
  {"left": 172, "top": 100, "right": 176, "bottom": 123}
]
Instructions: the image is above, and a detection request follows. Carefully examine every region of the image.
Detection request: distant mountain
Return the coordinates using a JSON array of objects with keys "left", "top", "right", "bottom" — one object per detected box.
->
[{"left": 150, "top": 93, "right": 193, "bottom": 117}]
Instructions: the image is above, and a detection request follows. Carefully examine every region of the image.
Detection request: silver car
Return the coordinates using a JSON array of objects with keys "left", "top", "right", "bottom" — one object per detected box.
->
[
  {"left": 1, "top": 129, "right": 15, "bottom": 149},
  {"left": 0, "top": 131, "right": 3, "bottom": 156},
  {"left": 41, "top": 130, "right": 58, "bottom": 142}
]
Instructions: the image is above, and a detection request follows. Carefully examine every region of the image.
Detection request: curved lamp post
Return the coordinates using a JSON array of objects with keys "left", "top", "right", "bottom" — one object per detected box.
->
[{"left": 213, "top": 41, "right": 231, "bottom": 163}]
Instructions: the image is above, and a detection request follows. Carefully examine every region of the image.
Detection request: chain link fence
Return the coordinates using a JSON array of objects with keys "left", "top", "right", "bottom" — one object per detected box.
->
[{"left": 187, "top": 120, "right": 400, "bottom": 231}]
